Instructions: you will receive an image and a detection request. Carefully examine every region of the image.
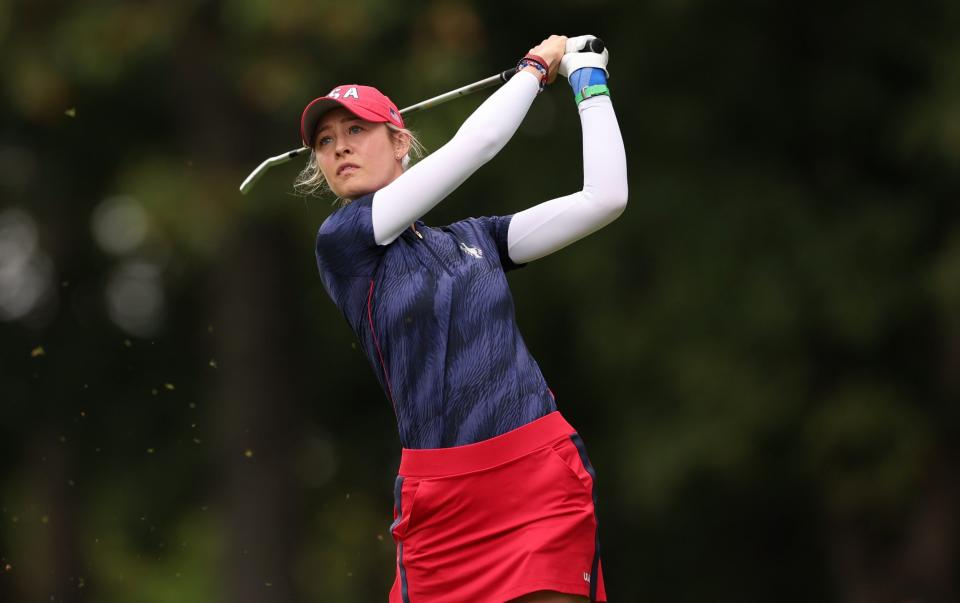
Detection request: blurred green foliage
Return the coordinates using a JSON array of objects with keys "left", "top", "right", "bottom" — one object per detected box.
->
[{"left": 2, "top": 0, "right": 959, "bottom": 601}]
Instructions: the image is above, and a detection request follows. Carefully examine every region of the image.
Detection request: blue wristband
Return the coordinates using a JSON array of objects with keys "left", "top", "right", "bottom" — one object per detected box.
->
[{"left": 568, "top": 67, "right": 607, "bottom": 96}]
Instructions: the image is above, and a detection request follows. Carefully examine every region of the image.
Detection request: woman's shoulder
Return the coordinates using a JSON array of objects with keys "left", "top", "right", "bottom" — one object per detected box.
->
[
  {"left": 444, "top": 215, "right": 512, "bottom": 241},
  {"left": 315, "top": 193, "right": 384, "bottom": 276},
  {"left": 318, "top": 193, "right": 376, "bottom": 236},
  {"left": 443, "top": 214, "right": 509, "bottom": 230}
]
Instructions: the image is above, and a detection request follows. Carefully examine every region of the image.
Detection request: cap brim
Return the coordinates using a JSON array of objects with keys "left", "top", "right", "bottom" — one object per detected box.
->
[{"left": 300, "top": 97, "right": 393, "bottom": 148}]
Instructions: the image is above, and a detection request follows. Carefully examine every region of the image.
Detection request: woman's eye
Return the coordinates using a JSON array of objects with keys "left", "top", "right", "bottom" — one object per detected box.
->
[
  {"left": 349, "top": 125, "right": 363, "bottom": 134},
  {"left": 318, "top": 136, "right": 333, "bottom": 146}
]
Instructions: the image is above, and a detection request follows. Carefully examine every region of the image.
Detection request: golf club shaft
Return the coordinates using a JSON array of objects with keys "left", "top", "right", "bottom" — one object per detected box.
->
[
  {"left": 397, "top": 69, "right": 516, "bottom": 116},
  {"left": 238, "top": 71, "right": 513, "bottom": 195},
  {"left": 239, "top": 37, "right": 605, "bottom": 194}
]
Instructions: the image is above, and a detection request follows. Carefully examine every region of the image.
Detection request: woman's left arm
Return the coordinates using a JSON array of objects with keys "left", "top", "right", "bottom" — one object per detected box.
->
[{"left": 506, "top": 93, "right": 627, "bottom": 264}]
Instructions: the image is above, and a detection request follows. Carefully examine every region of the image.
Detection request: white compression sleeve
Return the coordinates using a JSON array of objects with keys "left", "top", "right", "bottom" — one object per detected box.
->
[
  {"left": 371, "top": 71, "right": 541, "bottom": 245},
  {"left": 506, "top": 95, "right": 628, "bottom": 264}
]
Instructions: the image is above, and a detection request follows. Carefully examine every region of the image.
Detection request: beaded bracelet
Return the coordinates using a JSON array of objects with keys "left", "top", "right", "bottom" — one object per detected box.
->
[
  {"left": 523, "top": 53, "right": 548, "bottom": 72},
  {"left": 517, "top": 54, "right": 548, "bottom": 93}
]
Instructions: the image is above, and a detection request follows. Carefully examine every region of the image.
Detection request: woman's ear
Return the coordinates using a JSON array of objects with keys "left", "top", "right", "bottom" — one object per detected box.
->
[{"left": 392, "top": 130, "right": 411, "bottom": 160}]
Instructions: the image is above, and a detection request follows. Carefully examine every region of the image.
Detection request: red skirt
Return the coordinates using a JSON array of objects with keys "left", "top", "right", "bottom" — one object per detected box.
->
[{"left": 389, "top": 411, "right": 607, "bottom": 602}]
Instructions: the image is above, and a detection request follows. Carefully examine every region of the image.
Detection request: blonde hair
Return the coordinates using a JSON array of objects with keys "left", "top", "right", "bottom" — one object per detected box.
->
[{"left": 293, "top": 123, "right": 426, "bottom": 203}]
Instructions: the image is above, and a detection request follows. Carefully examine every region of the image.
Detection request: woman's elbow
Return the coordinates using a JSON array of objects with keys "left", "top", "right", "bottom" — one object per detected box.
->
[
  {"left": 474, "top": 135, "right": 504, "bottom": 163},
  {"left": 588, "top": 182, "right": 628, "bottom": 220},
  {"left": 609, "top": 183, "right": 629, "bottom": 215}
]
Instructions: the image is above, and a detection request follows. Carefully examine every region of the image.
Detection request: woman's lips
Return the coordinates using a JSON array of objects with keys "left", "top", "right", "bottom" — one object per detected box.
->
[{"left": 337, "top": 163, "right": 359, "bottom": 176}]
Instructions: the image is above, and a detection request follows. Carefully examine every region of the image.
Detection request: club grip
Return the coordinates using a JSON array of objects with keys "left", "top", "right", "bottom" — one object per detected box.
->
[
  {"left": 582, "top": 38, "right": 605, "bottom": 53},
  {"left": 508, "top": 37, "right": 605, "bottom": 77},
  {"left": 566, "top": 35, "right": 606, "bottom": 55}
]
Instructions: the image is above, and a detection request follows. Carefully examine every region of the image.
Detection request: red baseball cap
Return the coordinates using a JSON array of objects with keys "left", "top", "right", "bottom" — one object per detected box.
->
[{"left": 300, "top": 85, "right": 405, "bottom": 148}]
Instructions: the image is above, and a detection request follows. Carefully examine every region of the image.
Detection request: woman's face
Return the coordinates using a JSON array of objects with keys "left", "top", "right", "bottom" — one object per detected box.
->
[{"left": 313, "top": 107, "right": 406, "bottom": 199}]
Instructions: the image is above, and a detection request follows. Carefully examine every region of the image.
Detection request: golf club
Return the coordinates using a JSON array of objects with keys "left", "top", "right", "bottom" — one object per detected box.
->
[{"left": 239, "top": 36, "right": 604, "bottom": 194}]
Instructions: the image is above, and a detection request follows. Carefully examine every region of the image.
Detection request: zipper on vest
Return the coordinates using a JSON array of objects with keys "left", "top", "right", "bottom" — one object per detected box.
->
[{"left": 411, "top": 226, "right": 452, "bottom": 275}]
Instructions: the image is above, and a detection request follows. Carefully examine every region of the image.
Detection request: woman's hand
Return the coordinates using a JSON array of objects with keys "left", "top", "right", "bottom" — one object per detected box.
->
[{"left": 527, "top": 35, "right": 568, "bottom": 84}]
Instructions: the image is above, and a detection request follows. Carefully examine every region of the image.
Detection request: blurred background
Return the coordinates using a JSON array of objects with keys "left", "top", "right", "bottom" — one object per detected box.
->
[{"left": 2, "top": 0, "right": 959, "bottom": 601}]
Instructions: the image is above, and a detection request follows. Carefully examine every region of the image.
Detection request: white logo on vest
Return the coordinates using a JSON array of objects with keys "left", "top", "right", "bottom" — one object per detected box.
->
[{"left": 459, "top": 243, "right": 483, "bottom": 259}]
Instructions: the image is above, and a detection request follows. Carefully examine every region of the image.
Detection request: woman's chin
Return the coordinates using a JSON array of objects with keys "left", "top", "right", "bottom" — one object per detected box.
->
[
  {"left": 333, "top": 174, "right": 396, "bottom": 200},
  {"left": 333, "top": 184, "right": 365, "bottom": 200}
]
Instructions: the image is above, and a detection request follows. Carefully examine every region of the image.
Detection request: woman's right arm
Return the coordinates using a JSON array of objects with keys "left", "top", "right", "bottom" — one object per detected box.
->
[{"left": 371, "top": 36, "right": 567, "bottom": 245}]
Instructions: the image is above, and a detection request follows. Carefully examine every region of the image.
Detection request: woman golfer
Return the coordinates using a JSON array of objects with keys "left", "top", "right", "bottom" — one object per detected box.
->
[{"left": 299, "top": 34, "right": 626, "bottom": 602}]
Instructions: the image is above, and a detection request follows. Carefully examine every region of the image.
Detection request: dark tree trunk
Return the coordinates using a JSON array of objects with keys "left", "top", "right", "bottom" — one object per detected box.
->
[
  {"left": 209, "top": 220, "right": 307, "bottom": 603},
  {"left": 829, "top": 462, "right": 957, "bottom": 603},
  {"left": 10, "top": 434, "right": 82, "bottom": 603}
]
